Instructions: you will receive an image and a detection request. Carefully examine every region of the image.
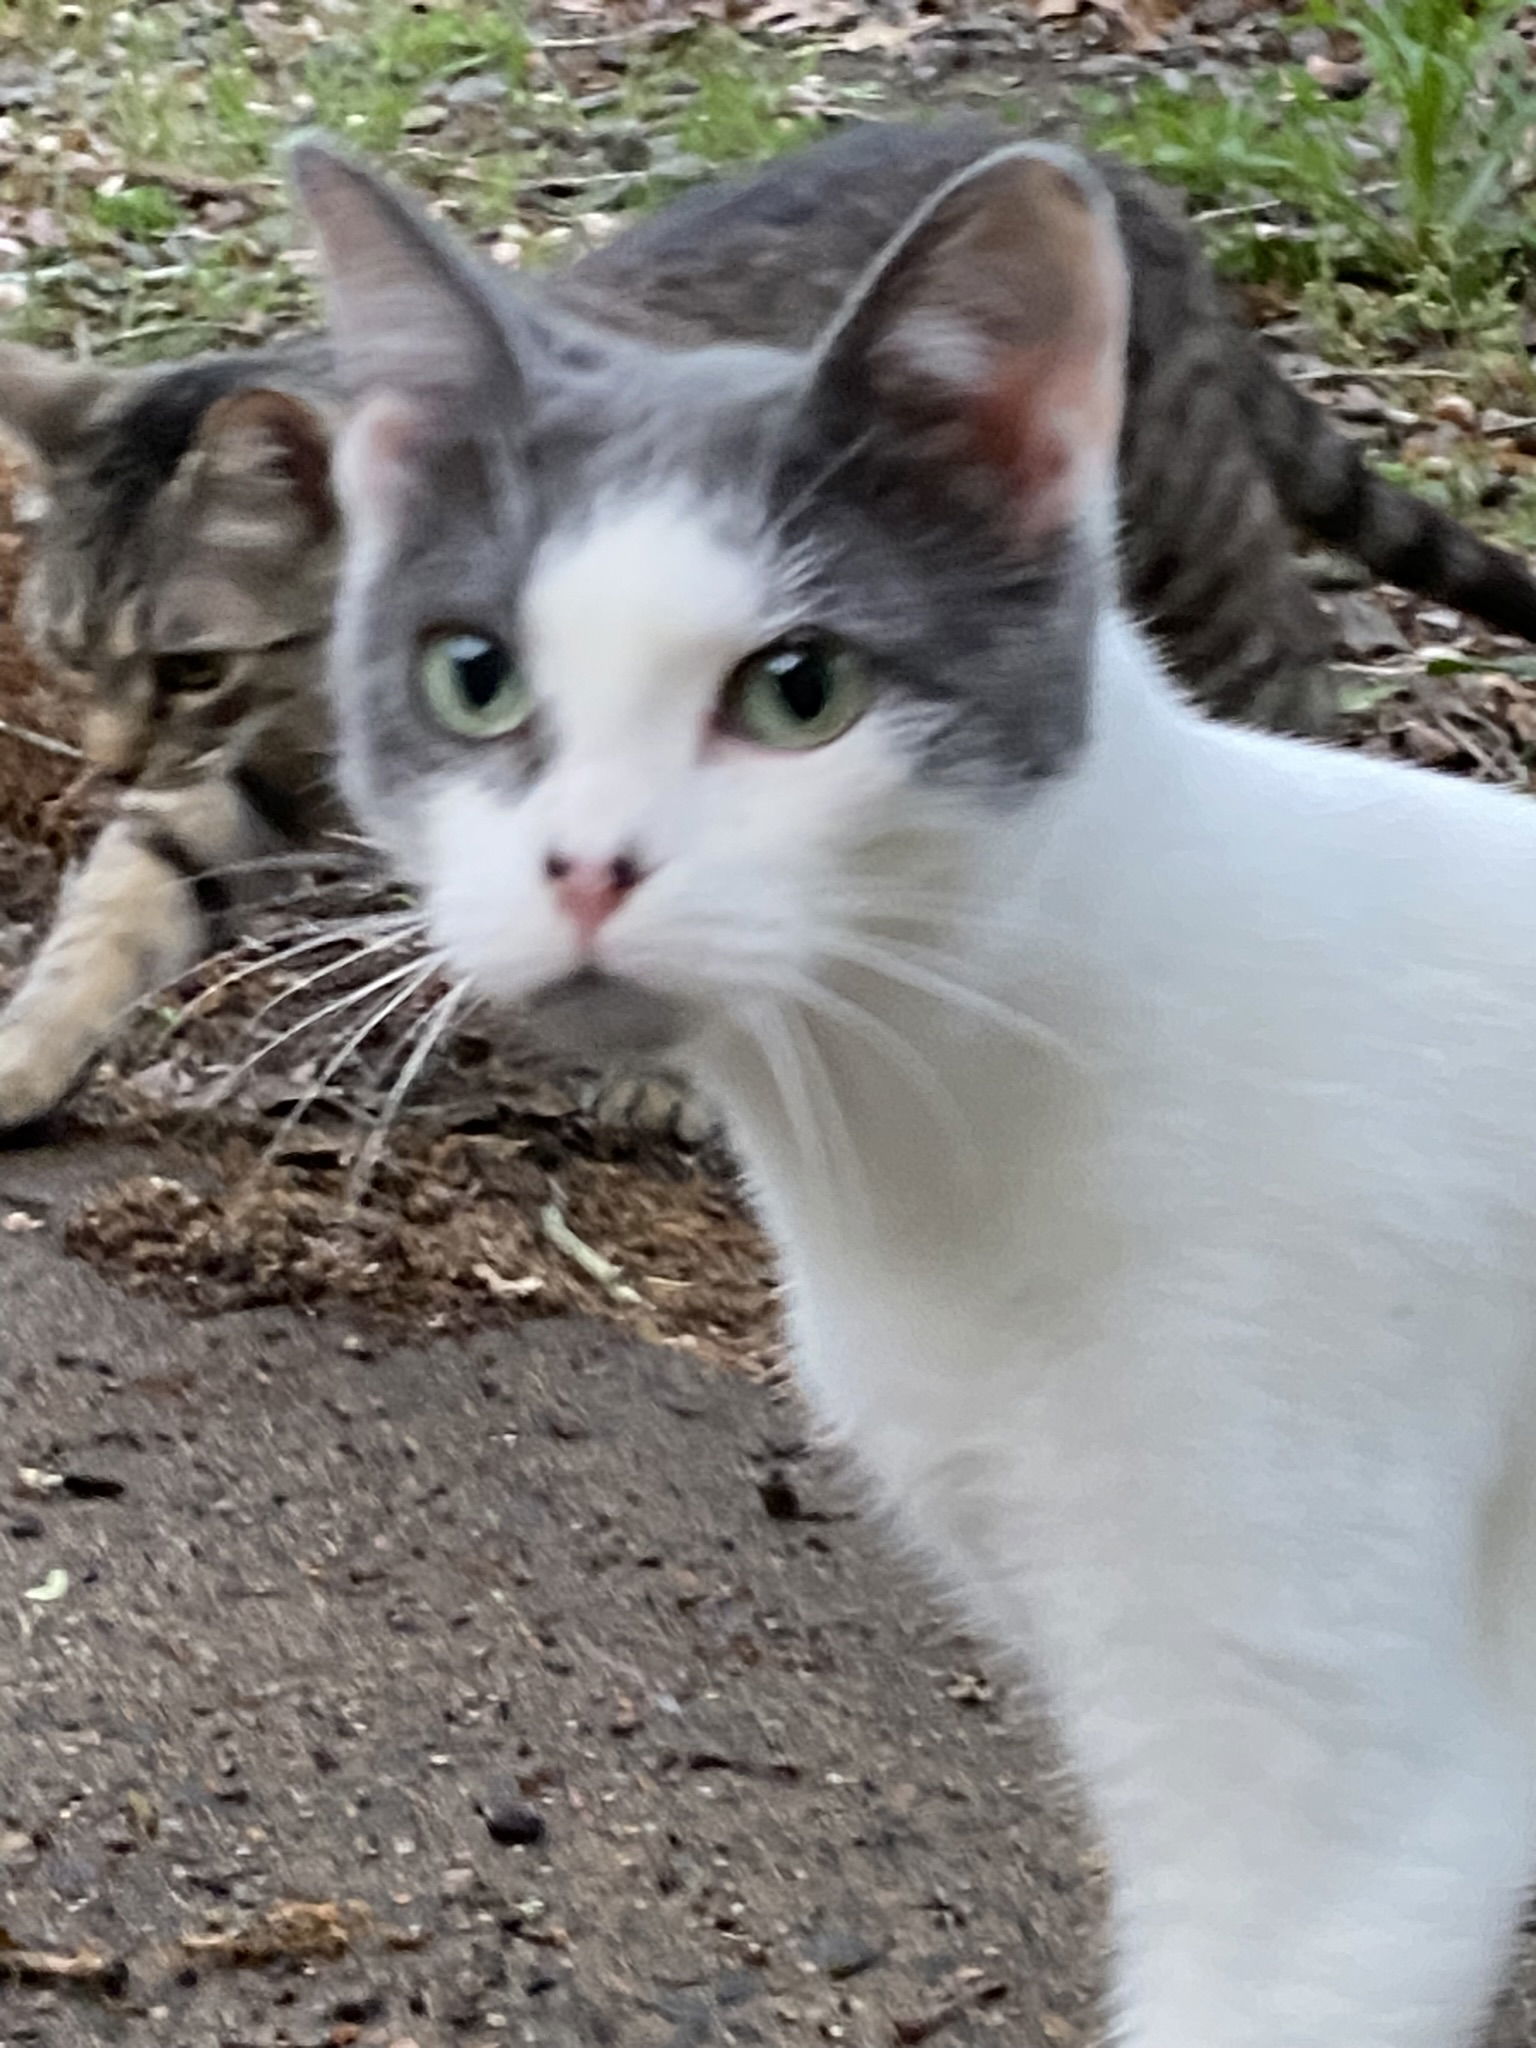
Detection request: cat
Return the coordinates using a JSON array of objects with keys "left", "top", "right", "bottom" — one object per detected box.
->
[
  {"left": 0, "top": 341, "right": 707, "bottom": 1140},
  {"left": 295, "top": 120, "right": 1536, "bottom": 2046},
  {"left": 5, "top": 122, "right": 1536, "bottom": 1143}
]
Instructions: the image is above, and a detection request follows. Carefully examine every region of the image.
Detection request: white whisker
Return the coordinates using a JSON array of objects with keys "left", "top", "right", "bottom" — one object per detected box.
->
[
  {"left": 783, "top": 999, "right": 870, "bottom": 1220},
  {"left": 819, "top": 933, "right": 1079, "bottom": 1062},
  {"left": 788, "top": 971, "right": 977, "bottom": 1173},
  {"left": 206, "top": 954, "right": 431, "bottom": 1102},
  {"left": 170, "top": 913, "right": 421, "bottom": 1021},
  {"left": 749, "top": 1000, "right": 831, "bottom": 1191},
  {"left": 346, "top": 977, "right": 470, "bottom": 1205},
  {"left": 241, "top": 921, "right": 425, "bottom": 1030},
  {"left": 770, "top": 424, "right": 877, "bottom": 536},
  {"left": 192, "top": 849, "right": 378, "bottom": 885},
  {"left": 259, "top": 954, "right": 444, "bottom": 1164}
]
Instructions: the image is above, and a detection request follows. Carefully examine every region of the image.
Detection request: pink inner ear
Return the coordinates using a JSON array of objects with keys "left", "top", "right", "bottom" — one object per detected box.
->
[
  {"left": 335, "top": 389, "right": 430, "bottom": 537},
  {"left": 968, "top": 342, "right": 1117, "bottom": 540}
]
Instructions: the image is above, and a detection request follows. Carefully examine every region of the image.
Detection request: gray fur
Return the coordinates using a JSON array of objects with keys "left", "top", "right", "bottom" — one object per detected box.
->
[{"left": 298, "top": 138, "right": 1111, "bottom": 799}]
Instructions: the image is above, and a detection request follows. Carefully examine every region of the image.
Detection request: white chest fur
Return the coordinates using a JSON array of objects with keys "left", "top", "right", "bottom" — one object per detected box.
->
[{"left": 708, "top": 619, "right": 1536, "bottom": 2048}]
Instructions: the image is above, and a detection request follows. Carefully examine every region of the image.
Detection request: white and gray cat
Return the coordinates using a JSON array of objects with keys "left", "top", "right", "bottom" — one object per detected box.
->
[{"left": 294, "top": 123, "right": 1536, "bottom": 2046}]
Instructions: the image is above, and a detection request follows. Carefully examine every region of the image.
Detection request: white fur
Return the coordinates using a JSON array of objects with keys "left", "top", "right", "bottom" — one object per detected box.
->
[
  {"left": 405, "top": 486, "right": 1536, "bottom": 2045},
  {"left": 424, "top": 490, "right": 919, "bottom": 1012}
]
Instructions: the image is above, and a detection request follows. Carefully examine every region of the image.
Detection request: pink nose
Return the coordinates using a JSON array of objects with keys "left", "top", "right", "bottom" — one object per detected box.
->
[{"left": 544, "top": 850, "right": 645, "bottom": 942}]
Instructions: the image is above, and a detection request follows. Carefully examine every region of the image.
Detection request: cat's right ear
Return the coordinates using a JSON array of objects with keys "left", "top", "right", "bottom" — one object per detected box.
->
[
  {"left": 802, "top": 145, "right": 1128, "bottom": 544},
  {"left": 287, "top": 135, "right": 520, "bottom": 538},
  {"left": 0, "top": 343, "right": 117, "bottom": 466}
]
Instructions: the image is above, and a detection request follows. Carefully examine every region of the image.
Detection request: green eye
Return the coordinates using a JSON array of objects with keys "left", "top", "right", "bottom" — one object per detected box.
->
[
  {"left": 720, "top": 637, "right": 873, "bottom": 751},
  {"left": 419, "top": 630, "right": 531, "bottom": 740}
]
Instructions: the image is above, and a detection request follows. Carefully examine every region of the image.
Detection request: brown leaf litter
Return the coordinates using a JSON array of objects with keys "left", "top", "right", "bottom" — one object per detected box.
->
[
  {"left": 0, "top": 452, "right": 84, "bottom": 869},
  {"left": 65, "top": 1116, "right": 782, "bottom": 1375}
]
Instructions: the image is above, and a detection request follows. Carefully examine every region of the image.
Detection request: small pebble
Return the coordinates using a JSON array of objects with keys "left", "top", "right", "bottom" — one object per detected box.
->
[
  {"left": 480, "top": 1793, "right": 546, "bottom": 1848},
  {"left": 61, "top": 1472, "right": 125, "bottom": 1500},
  {"left": 802, "top": 1930, "right": 886, "bottom": 1980},
  {"left": 758, "top": 1470, "right": 803, "bottom": 1521}
]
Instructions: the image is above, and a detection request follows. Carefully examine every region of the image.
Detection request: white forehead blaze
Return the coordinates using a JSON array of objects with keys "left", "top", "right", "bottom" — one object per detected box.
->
[{"left": 520, "top": 489, "right": 783, "bottom": 748}]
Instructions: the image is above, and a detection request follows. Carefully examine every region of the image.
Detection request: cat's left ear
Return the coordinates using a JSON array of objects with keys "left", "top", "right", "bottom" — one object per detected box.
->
[
  {"left": 287, "top": 135, "right": 523, "bottom": 532},
  {"left": 803, "top": 144, "right": 1128, "bottom": 541},
  {"left": 192, "top": 389, "right": 336, "bottom": 537}
]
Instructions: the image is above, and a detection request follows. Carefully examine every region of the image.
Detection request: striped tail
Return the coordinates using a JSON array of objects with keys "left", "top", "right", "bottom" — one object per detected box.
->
[{"left": 1232, "top": 330, "right": 1536, "bottom": 644}]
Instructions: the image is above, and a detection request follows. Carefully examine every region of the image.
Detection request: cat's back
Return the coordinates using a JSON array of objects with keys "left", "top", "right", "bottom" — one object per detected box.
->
[
  {"left": 553, "top": 122, "right": 1200, "bottom": 354},
  {"left": 1139, "top": 711, "right": 1536, "bottom": 1168}
]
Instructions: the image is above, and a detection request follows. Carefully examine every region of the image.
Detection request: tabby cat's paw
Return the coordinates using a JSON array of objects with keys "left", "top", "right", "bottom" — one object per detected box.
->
[
  {"left": 0, "top": 1024, "right": 83, "bottom": 1140},
  {"left": 578, "top": 1070, "right": 719, "bottom": 1148}
]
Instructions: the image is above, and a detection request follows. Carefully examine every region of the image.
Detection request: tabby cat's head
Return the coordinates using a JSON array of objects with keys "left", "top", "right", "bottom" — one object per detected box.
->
[
  {"left": 294, "top": 137, "right": 1129, "bottom": 1064},
  {"left": 0, "top": 341, "right": 338, "bottom": 786}
]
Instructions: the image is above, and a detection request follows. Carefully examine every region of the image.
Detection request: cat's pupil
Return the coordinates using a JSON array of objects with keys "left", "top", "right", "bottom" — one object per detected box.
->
[
  {"left": 773, "top": 648, "right": 831, "bottom": 723},
  {"left": 155, "top": 653, "right": 224, "bottom": 695},
  {"left": 454, "top": 638, "right": 506, "bottom": 710}
]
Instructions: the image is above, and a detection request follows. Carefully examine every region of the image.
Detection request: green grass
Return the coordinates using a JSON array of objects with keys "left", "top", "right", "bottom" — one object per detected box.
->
[
  {"left": 7, "top": 0, "right": 1535, "bottom": 575},
  {"left": 1087, "top": 0, "right": 1536, "bottom": 363},
  {"left": 1084, "top": 0, "right": 1536, "bottom": 569},
  {"left": 0, "top": 0, "right": 826, "bottom": 359}
]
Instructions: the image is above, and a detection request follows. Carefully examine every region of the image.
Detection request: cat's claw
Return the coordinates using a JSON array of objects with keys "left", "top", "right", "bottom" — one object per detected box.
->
[{"left": 579, "top": 1071, "right": 719, "bottom": 1149}]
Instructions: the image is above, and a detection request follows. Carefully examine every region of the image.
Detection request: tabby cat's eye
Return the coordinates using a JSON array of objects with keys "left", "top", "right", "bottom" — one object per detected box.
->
[
  {"left": 719, "top": 636, "right": 873, "bottom": 751},
  {"left": 155, "top": 652, "right": 227, "bottom": 695},
  {"left": 418, "top": 630, "right": 531, "bottom": 740}
]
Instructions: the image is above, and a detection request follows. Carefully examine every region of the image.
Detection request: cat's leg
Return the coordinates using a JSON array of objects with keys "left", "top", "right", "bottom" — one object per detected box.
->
[
  {"left": 1092, "top": 1641, "right": 1530, "bottom": 2047},
  {"left": 0, "top": 778, "right": 278, "bottom": 1133}
]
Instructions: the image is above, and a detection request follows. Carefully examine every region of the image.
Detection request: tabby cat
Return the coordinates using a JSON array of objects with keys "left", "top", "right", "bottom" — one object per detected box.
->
[{"left": 3, "top": 119, "right": 1535, "bottom": 1137}]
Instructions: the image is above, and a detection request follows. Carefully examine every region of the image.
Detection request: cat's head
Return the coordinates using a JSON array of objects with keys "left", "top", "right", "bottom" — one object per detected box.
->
[
  {"left": 0, "top": 342, "right": 338, "bottom": 785},
  {"left": 292, "top": 137, "right": 1129, "bottom": 1064}
]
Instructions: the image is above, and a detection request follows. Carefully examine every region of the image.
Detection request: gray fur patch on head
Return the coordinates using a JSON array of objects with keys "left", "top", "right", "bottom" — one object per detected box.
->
[
  {"left": 309, "top": 137, "right": 1123, "bottom": 809},
  {"left": 765, "top": 403, "right": 1096, "bottom": 784}
]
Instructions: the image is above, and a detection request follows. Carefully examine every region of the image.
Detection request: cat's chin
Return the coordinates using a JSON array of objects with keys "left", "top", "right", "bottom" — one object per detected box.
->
[{"left": 521, "top": 967, "right": 696, "bottom": 1062}]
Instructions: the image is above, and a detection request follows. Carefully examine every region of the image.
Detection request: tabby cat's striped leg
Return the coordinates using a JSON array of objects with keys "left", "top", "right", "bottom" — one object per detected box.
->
[{"left": 0, "top": 780, "right": 275, "bottom": 1135}]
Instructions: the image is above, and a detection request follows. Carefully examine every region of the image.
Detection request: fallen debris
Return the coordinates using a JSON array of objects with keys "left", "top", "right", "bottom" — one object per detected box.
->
[{"left": 0, "top": 1926, "right": 129, "bottom": 1999}]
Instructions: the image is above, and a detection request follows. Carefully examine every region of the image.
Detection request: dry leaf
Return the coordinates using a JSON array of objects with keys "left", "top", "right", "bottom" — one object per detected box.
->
[
  {"left": 472, "top": 1261, "right": 546, "bottom": 1300},
  {"left": 1091, "top": 0, "right": 1183, "bottom": 52},
  {"left": 0, "top": 1928, "right": 126, "bottom": 1994},
  {"left": 747, "top": 0, "right": 859, "bottom": 30},
  {"left": 838, "top": 16, "right": 936, "bottom": 50},
  {"left": 180, "top": 1899, "right": 369, "bottom": 1969}
]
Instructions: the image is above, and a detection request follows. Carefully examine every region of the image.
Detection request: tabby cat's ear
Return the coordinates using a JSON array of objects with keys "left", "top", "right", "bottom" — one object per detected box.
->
[
  {"left": 803, "top": 145, "right": 1128, "bottom": 540},
  {"left": 0, "top": 342, "right": 118, "bottom": 465},
  {"left": 194, "top": 388, "right": 336, "bottom": 538}
]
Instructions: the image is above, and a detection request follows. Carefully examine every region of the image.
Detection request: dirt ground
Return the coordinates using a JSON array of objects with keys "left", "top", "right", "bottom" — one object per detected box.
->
[{"left": 1, "top": 1137, "right": 1108, "bottom": 2048}]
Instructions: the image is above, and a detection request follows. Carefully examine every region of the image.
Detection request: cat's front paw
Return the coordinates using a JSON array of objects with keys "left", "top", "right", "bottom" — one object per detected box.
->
[
  {"left": 0, "top": 1021, "right": 85, "bottom": 1140},
  {"left": 579, "top": 1069, "right": 719, "bottom": 1148}
]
